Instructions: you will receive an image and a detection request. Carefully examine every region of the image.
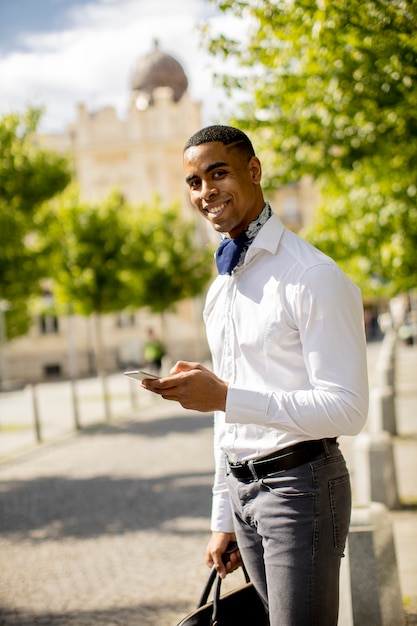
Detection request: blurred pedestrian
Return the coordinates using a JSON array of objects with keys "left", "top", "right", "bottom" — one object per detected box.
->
[{"left": 143, "top": 328, "right": 165, "bottom": 375}]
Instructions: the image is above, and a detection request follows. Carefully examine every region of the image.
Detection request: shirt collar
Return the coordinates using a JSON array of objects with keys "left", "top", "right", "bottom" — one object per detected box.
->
[
  {"left": 219, "top": 202, "right": 273, "bottom": 272},
  {"left": 243, "top": 212, "right": 286, "bottom": 266}
]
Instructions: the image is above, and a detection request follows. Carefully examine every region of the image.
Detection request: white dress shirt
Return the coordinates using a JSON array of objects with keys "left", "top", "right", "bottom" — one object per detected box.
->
[{"left": 204, "top": 213, "right": 369, "bottom": 532}]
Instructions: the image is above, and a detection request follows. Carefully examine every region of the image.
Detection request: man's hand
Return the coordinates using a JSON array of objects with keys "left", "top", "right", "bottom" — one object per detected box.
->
[
  {"left": 205, "top": 531, "right": 242, "bottom": 579},
  {"left": 141, "top": 361, "right": 228, "bottom": 413}
]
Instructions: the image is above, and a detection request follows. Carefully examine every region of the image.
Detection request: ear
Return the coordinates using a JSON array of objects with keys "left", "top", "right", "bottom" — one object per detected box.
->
[{"left": 248, "top": 156, "right": 262, "bottom": 184}]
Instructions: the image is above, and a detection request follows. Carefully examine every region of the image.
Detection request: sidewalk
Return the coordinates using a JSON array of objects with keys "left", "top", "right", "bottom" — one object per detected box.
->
[
  {"left": 0, "top": 341, "right": 416, "bottom": 625},
  {"left": 388, "top": 341, "right": 417, "bottom": 621},
  {"left": 346, "top": 339, "right": 417, "bottom": 622}
]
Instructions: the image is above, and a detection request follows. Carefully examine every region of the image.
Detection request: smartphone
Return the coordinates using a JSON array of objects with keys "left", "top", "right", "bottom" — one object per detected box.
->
[{"left": 124, "top": 370, "right": 160, "bottom": 381}]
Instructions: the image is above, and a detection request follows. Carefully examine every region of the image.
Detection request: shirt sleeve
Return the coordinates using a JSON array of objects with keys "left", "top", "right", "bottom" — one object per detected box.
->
[
  {"left": 225, "top": 263, "right": 369, "bottom": 438},
  {"left": 210, "top": 411, "right": 235, "bottom": 532}
]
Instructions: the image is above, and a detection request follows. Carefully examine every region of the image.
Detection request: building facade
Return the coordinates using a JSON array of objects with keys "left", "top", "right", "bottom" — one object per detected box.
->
[{"left": 4, "top": 43, "right": 318, "bottom": 385}]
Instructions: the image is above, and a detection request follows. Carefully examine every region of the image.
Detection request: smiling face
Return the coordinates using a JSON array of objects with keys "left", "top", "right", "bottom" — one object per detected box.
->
[{"left": 183, "top": 141, "right": 264, "bottom": 239}]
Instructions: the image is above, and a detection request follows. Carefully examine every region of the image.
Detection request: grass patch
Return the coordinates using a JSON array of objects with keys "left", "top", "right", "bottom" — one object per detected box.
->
[{"left": 0, "top": 423, "right": 31, "bottom": 433}]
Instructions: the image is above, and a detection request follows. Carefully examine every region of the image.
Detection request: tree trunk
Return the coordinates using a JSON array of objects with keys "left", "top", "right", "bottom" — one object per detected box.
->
[{"left": 92, "top": 312, "right": 111, "bottom": 421}]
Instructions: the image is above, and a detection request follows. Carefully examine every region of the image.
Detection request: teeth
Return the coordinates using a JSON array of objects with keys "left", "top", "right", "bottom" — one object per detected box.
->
[{"left": 207, "top": 201, "right": 227, "bottom": 215}]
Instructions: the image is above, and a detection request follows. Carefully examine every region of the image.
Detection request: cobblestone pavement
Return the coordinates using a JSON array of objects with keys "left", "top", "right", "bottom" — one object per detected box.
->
[
  {"left": 0, "top": 342, "right": 416, "bottom": 625},
  {"left": 0, "top": 399, "right": 248, "bottom": 625}
]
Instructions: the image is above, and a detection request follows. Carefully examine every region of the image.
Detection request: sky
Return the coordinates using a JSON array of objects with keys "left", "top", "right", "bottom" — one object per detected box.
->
[{"left": 0, "top": 0, "right": 245, "bottom": 134}]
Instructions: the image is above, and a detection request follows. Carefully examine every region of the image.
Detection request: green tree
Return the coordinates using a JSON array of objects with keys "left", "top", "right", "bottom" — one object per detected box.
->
[
  {"left": 305, "top": 165, "right": 417, "bottom": 297},
  {"left": 47, "top": 188, "right": 132, "bottom": 317},
  {"left": 47, "top": 189, "right": 214, "bottom": 316},
  {"left": 0, "top": 107, "right": 71, "bottom": 338},
  {"left": 45, "top": 187, "right": 136, "bottom": 420},
  {"left": 204, "top": 0, "right": 417, "bottom": 295},
  {"left": 45, "top": 189, "right": 214, "bottom": 379},
  {"left": 127, "top": 198, "right": 214, "bottom": 313},
  {"left": 45, "top": 187, "right": 134, "bottom": 393}
]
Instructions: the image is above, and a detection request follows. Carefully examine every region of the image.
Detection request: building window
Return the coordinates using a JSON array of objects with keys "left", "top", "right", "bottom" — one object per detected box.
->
[
  {"left": 39, "top": 290, "right": 59, "bottom": 334},
  {"left": 44, "top": 363, "right": 61, "bottom": 377},
  {"left": 116, "top": 312, "right": 136, "bottom": 328},
  {"left": 40, "top": 314, "right": 59, "bottom": 334}
]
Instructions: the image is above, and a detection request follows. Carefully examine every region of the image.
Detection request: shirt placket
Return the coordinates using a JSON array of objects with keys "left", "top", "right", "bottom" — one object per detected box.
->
[{"left": 221, "top": 277, "right": 237, "bottom": 383}]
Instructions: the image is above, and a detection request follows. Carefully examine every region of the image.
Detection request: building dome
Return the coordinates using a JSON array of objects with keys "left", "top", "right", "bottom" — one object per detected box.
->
[{"left": 131, "top": 40, "right": 188, "bottom": 107}]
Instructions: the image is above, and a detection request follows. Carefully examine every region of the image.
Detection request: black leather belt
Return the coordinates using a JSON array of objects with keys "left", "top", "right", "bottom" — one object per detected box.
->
[{"left": 227, "top": 438, "right": 337, "bottom": 481}]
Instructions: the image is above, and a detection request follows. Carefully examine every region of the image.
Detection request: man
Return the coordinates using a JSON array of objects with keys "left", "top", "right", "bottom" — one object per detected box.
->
[{"left": 142, "top": 125, "right": 369, "bottom": 625}]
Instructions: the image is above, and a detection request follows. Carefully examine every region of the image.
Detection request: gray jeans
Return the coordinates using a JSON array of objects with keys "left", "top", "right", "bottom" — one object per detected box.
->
[{"left": 226, "top": 441, "right": 351, "bottom": 626}]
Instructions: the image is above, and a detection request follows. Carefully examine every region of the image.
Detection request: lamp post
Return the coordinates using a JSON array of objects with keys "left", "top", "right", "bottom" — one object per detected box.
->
[{"left": 0, "top": 299, "right": 11, "bottom": 390}]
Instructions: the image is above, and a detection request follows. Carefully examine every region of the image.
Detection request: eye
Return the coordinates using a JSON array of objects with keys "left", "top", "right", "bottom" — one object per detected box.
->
[
  {"left": 213, "top": 170, "right": 227, "bottom": 179},
  {"left": 188, "top": 178, "right": 201, "bottom": 189}
]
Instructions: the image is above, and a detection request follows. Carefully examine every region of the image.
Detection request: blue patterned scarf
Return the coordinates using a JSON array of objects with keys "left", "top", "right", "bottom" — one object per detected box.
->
[{"left": 215, "top": 202, "right": 272, "bottom": 275}]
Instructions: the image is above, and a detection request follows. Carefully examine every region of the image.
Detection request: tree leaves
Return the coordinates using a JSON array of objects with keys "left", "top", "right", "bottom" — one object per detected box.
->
[
  {"left": 45, "top": 189, "right": 214, "bottom": 316},
  {"left": 0, "top": 107, "right": 71, "bottom": 337},
  {"left": 205, "top": 0, "right": 417, "bottom": 295}
]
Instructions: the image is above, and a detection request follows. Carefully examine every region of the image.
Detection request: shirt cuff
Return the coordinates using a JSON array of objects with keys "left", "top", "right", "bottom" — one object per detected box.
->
[
  {"left": 225, "top": 384, "right": 270, "bottom": 424},
  {"left": 211, "top": 492, "right": 235, "bottom": 533}
]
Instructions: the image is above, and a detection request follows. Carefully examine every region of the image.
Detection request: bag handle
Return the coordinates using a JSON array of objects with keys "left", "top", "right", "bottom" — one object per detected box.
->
[
  {"left": 197, "top": 566, "right": 218, "bottom": 607},
  {"left": 197, "top": 564, "right": 251, "bottom": 625},
  {"left": 199, "top": 540, "right": 238, "bottom": 606},
  {"left": 211, "top": 565, "right": 250, "bottom": 625},
  {"left": 197, "top": 542, "right": 250, "bottom": 624}
]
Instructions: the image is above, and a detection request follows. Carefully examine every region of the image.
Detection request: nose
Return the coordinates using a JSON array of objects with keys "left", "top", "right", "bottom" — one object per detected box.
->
[{"left": 201, "top": 179, "right": 218, "bottom": 202}]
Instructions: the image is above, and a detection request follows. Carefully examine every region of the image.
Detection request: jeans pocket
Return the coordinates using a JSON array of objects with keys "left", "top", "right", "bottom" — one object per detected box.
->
[
  {"left": 328, "top": 473, "right": 351, "bottom": 556},
  {"left": 260, "top": 465, "right": 316, "bottom": 499}
]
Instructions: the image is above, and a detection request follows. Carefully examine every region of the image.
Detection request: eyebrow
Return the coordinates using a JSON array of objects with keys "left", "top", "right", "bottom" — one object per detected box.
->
[{"left": 185, "top": 161, "right": 228, "bottom": 184}]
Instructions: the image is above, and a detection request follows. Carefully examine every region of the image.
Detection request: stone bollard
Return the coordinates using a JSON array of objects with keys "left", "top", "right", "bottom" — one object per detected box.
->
[
  {"left": 368, "top": 385, "right": 397, "bottom": 435},
  {"left": 339, "top": 502, "right": 405, "bottom": 626},
  {"left": 381, "top": 329, "right": 397, "bottom": 355},
  {"left": 375, "top": 331, "right": 396, "bottom": 391},
  {"left": 353, "top": 431, "right": 400, "bottom": 510},
  {"left": 375, "top": 361, "right": 395, "bottom": 390}
]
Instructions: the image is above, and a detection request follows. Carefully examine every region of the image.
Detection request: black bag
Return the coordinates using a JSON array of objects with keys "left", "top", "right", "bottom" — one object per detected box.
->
[{"left": 176, "top": 565, "right": 268, "bottom": 626}]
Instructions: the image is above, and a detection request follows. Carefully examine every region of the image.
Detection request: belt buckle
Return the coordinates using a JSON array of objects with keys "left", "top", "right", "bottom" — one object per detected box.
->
[
  {"left": 227, "top": 457, "right": 240, "bottom": 470},
  {"left": 227, "top": 457, "right": 254, "bottom": 481}
]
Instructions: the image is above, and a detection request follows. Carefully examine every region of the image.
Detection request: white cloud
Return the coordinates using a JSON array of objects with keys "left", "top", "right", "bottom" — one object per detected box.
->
[{"left": 0, "top": 0, "right": 247, "bottom": 133}]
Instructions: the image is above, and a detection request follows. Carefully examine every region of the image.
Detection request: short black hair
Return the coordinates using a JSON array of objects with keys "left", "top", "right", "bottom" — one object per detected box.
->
[{"left": 184, "top": 125, "right": 255, "bottom": 160}]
